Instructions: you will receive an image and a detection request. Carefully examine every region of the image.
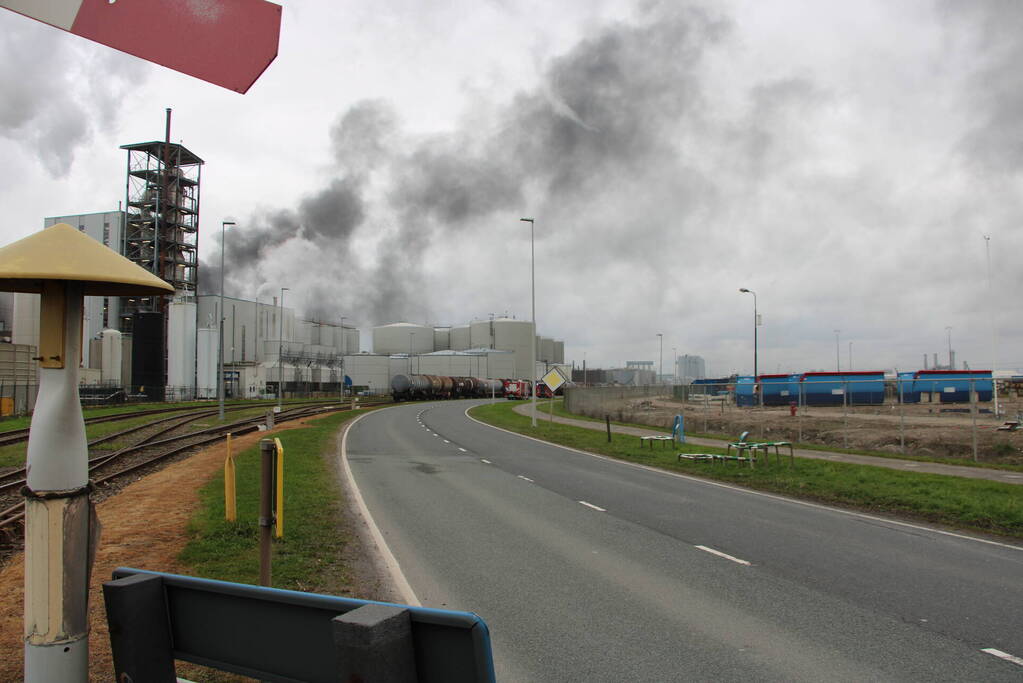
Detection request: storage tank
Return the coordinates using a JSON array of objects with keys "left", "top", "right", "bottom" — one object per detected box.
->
[
  {"left": 450, "top": 325, "right": 470, "bottom": 351},
  {"left": 469, "top": 320, "right": 495, "bottom": 349},
  {"left": 433, "top": 327, "right": 450, "bottom": 351},
  {"left": 100, "top": 329, "right": 122, "bottom": 384},
  {"left": 540, "top": 337, "right": 555, "bottom": 363},
  {"left": 492, "top": 318, "right": 535, "bottom": 379},
  {"left": 553, "top": 340, "right": 564, "bottom": 364},
  {"left": 372, "top": 322, "right": 434, "bottom": 355},
  {"left": 167, "top": 299, "right": 197, "bottom": 391}
]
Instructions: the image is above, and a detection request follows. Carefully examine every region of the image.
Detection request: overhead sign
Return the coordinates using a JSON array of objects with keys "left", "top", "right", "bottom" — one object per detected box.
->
[
  {"left": 1, "top": 0, "right": 281, "bottom": 93},
  {"left": 541, "top": 367, "right": 567, "bottom": 393}
]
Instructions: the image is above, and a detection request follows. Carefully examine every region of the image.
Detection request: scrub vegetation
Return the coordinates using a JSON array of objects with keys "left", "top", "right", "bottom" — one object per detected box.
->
[
  {"left": 178, "top": 410, "right": 361, "bottom": 592},
  {"left": 470, "top": 401, "right": 1023, "bottom": 539}
]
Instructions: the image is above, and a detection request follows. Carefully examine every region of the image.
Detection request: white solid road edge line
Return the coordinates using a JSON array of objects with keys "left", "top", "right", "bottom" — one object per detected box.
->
[
  {"left": 517, "top": 475, "right": 534, "bottom": 482},
  {"left": 340, "top": 411, "right": 421, "bottom": 607},
  {"left": 463, "top": 408, "right": 1023, "bottom": 553},
  {"left": 982, "top": 648, "right": 1023, "bottom": 667},
  {"left": 695, "top": 545, "right": 752, "bottom": 566},
  {"left": 579, "top": 501, "right": 606, "bottom": 512}
]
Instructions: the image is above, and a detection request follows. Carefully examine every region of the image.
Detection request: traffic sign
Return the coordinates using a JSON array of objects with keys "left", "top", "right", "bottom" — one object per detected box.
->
[
  {"left": 1, "top": 0, "right": 281, "bottom": 93},
  {"left": 541, "top": 367, "right": 567, "bottom": 393}
]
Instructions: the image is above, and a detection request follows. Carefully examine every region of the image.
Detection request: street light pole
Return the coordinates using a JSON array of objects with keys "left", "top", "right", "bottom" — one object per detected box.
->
[
  {"left": 657, "top": 333, "right": 663, "bottom": 385},
  {"left": 409, "top": 331, "right": 415, "bottom": 375},
  {"left": 218, "top": 220, "right": 234, "bottom": 421},
  {"left": 984, "top": 235, "right": 1000, "bottom": 415},
  {"left": 848, "top": 341, "right": 853, "bottom": 372},
  {"left": 834, "top": 329, "right": 841, "bottom": 372},
  {"left": 521, "top": 217, "right": 537, "bottom": 427},
  {"left": 338, "top": 315, "right": 346, "bottom": 398},
  {"left": 946, "top": 325, "right": 953, "bottom": 370},
  {"left": 672, "top": 346, "right": 677, "bottom": 385},
  {"left": 739, "top": 288, "right": 757, "bottom": 379},
  {"left": 278, "top": 287, "right": 288, "bottom": 410}
]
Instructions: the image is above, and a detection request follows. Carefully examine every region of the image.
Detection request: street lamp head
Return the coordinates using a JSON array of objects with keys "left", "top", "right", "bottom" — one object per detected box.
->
[
  {"left": 739, "top": 288, "right": 750, "bottom": 293},
  {"left": 520, "top": 217, "right": 534, "bottom": 223},
  {"left": 222, "top": 220, "right": 236, "bottom": 227}
]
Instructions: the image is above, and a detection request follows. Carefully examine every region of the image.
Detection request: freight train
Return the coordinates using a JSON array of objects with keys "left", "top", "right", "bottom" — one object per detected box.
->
[{"left": 390, "top": 374, "right": 570, "bottom": 401}]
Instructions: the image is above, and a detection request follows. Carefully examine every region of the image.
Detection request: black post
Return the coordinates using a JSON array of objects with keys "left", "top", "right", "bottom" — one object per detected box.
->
[
  {"left": 103, "top": 574, "right": 176, "bottom": 682},
  {"left": 606, "top": 415, "right": 612, "bottom": 442}
]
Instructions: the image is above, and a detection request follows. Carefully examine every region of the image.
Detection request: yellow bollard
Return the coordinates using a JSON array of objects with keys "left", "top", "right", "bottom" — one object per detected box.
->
[
  {"left": 224, "top": 433, "right": 236, "bottom": 522},
  {"left": 274, "top": 437, "right": 284, "bottom": 538}
]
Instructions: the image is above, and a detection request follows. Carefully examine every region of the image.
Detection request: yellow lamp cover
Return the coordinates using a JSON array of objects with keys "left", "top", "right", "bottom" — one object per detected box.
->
[{"left": 0, "top": 223, "right": 174, "bottom": 295}]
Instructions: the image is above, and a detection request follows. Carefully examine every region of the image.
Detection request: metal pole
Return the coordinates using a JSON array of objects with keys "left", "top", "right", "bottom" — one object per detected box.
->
[
  {"left": 946, "top": 326, "right": 953, "bottom": 370},
  {"left": 899, "top": 378, "right": 906, "bottom": 454},
  {"left": 278, "top": 287, "right": 288, "bottom": 410},
  {"left": 835, "top": 329, "right": 841, "bottom": 371},
  {"left": 843, "top": 379, "right": 848, "bottom": 449},
  {"left": 984, "top": 236, "right": 1000, "bottom": 416},
  {"left": 24, "top": 284, "right": 90, "bottom": 682},
  {"left": 521, "top": 218, "right": 537, "bottom": 427},
  {"left": 971, "top": 379, "right": 978, "bottom": 462},
  {"left": 657, "top": 333, "right": 663, "bottom": 386},
  {"left": 848, "top": 341, "right": 852, "bottom": 371},
  {"left": 739, "top": 288, "right": 757, "bottom": 379},
  {"left": 259, "top": 439, "right": 275, "bottom": 586},
  {"left": 219, "top": 220, "right": 234, "bottom": 420}
]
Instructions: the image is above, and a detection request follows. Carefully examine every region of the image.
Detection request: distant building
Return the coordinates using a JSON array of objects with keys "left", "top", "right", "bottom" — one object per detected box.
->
[{"left": 676, "top": 354, "right": 706, "bottom": 384}]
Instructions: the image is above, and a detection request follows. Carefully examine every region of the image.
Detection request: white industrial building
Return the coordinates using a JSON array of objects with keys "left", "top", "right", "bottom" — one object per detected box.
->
[{"left": 676, "top": 354, "right": 706, "bottom": 384}]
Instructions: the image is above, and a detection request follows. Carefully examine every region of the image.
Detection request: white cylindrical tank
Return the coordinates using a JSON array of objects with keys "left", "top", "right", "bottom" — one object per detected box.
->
[
  {"left": 196, "top": 327, "right": 218, "bottom": 399},
  {"left": 372, "top": 322, "right": 434, "bottom": 355},
  {"left": 100, "top": 329, "right": 122, "bottom": 385},
  {"left": 433, "top": 327, "right": 450, "bottom": 351},
  {"left": 469, "top": 320, "right": 494, "bottom": 349},
  {"left": 449, "top": 325, "right": 470, "bottom": 351},
  {"left": 492, "top": 318, "right": 535, "bottom": 379},
  {"left": 541, "top": 337, "right": 555, "bottom": 363},
  {"left": 167, "top": 299, "right": 197, "bottom": 391}
]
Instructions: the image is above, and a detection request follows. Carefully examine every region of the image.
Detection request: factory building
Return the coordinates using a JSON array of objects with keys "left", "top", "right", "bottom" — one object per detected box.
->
[
  {"left": 676, "top": 354, "right": 706, "bottom": 384},
  {"left": 371, "top": 318, "right": 565, "bottom": 381}
]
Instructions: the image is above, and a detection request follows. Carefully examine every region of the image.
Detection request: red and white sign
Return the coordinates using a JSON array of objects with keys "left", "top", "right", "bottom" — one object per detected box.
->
[{"left": 1, "top": 0, "right": 281, "bottom": 93}]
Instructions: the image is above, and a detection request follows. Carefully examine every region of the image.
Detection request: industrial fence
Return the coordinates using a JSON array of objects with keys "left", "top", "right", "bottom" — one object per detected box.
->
[{"left": 565, "top": 378, "right": 1023, "bottom": 462}]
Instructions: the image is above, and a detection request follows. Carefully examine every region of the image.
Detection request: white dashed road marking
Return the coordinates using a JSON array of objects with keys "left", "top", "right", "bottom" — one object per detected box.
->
[
  {"left": 579, "top": 501, "right": 606, "bottom": 512},
  {"left": 695, "top": 545, "right": 751, "bottom": 566},
  {"left": 517, "top": 475, "right": 534, "bottom": 483},
  {"left": 982, "top": 648, "right": 1023, "bottom": 667}
]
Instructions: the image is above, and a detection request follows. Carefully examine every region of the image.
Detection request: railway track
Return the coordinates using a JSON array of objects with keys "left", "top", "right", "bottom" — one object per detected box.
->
[
  {"left": 0, "top": 398, "right": 389, "bottom": 551},
  {"left": 0, "top": 399, "right": 344, "bottom": 448}
]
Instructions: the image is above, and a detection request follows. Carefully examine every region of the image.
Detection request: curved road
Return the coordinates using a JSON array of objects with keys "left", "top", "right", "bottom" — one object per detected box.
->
[{"left": 344, "top": 400, "right": 1023, "bottom": 681}]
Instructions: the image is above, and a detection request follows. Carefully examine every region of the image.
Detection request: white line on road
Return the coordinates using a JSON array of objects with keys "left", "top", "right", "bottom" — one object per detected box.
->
[
  {"left": 518, "top": 475, "right": 534, "bottom": 482},
  {"left": 579, "top": 501, "right": 606, "bottom": 512},
  {"left": 481, "top": 459, "right": 491, "bottom": 464},
  {"left": 695, "top": 545, "right": 752, "bottom": 566},
  {"left": 982, "top": 648, "right": 1023, "bottom": 667},
  {"left": 458, "top": 447, "right": 467, "bottom": 452},
  {"left": 443, "top": 439, "right": 450, "bottom": 443}
]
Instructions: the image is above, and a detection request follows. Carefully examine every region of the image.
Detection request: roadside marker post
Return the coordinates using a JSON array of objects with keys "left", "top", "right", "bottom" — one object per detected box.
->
[
  {"left": 274, "top": 437, "right": 285, "bottom": 538},
  {"left": 224, "top": 433, "right": 236, "bottom": 522}
]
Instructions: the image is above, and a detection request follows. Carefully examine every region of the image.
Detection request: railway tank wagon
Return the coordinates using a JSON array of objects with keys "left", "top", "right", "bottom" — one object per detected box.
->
[{"left": 391, "top": 373, "right": 510, "bottom": 401}]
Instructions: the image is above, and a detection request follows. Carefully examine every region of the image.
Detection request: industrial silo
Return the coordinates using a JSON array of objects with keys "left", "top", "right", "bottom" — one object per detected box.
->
[
  {"left": 372, "top": 322, "right": 434, "bottom": 355},
  {"left": 434, "top": 327, "right": 451, "bottom": 351},
  {"left": 492, "top": 318, "right": 535, "bottom": 379},
  {"left": 553, "top": 340, "right": 565, "bottom": 364},
  {"left": 450, "top": 325, "right": 471, "bottom": 351},
  {"left": 469, "top": 319, "right": 495, "bottom": 349},
  {"left": 540, "top": 337, "right": 555, "bottom": 363}
]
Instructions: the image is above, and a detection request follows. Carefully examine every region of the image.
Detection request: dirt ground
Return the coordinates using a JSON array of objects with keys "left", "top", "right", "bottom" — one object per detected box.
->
[
  {"left": 0, "top": 416, "right": 389, "bottom": 681},
  {"left": 585, "top": 397, "right": 1023, "bottom": 466}
]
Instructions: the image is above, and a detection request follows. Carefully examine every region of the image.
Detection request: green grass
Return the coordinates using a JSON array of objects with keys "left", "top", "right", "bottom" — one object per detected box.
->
[
  {"left": 178, "top": 410, "right": 364, "bottom": 592},
  {"left": 472, "top": 401, "right": 1023, "bottom": 539},
  {"left": 548, "top": 399, "right": 1023, "bottom": 472}
]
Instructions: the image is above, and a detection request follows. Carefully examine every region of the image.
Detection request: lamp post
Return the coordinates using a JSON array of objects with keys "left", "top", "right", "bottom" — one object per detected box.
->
[
  {"left": 520, "top": 217, "right": 537, "bottom": 427},
  {"left": 278, "top": 287, "right": 289, "bottom": 410},
  {"left": 834, "top": 329, "right": 841, "bottom": 371},
  {"left": 848, "top": 341, "right": 853, "bottom": 371},
  {"left": 218, "top": 220, "right": 234, "bottom": 421},
  {"left": 657, "top": 333, "right": 663, "bottom": 385},
  {"left": 739, "top": 288, "right": 757, "bottom": 379},
  {"left": 946, "top": 326, "right": 953, "bottom": 370},
  {"left": 409, "top": 331, "right": 415, "bottom": 374},
  {"left": 0, "top": 224, "right": 173, "bottom": 682},
  {"left": 984, "top": 235, "right": 1000, "bottom": 415},
  {"left": 672, "top": 346, "right": 677, "bottom": 384},
  {"left": 338, "top": 315, "right": 346, "bottom": 398}
]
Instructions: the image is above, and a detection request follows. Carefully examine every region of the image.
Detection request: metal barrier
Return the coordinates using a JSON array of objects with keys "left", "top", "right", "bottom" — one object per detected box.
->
[{"left": 103, "top": 567, "right": 496, "bottom": 683}]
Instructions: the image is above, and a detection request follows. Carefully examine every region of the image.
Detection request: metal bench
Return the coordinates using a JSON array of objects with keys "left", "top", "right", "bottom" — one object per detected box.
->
[{"left": 640, "top": 435, "right": 675, "bottom": 449}]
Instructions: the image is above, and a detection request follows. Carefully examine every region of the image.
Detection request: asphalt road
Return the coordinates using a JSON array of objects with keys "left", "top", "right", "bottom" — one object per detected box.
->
[{"left": 344, "top": 400, "right": 1023, "bottom": 682}]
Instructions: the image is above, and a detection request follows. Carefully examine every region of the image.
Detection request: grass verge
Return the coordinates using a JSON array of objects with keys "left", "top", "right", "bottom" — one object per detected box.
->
[
  {"left": 471, "top": 401, "right": 1023, "bottom": 539},
  {"left": 178, "top": 410, "right": 362, "bottom": 592},
  {"left": 545, "top": 399, "right": 1023, "bottom": 472}
]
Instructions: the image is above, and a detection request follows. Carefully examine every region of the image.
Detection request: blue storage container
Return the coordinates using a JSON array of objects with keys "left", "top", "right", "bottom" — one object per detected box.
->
[
  {"left": 735, "top": 375, "right": 756, "bottom": 407},
  {"left": 913, "top": 370, "right": 992, "bottom": 403},
  {"left": 760, "top": 374, "right": 799, "bottom": 406},
  {"left": 800, "top": 371, "right": 885, "bottom": 406}
]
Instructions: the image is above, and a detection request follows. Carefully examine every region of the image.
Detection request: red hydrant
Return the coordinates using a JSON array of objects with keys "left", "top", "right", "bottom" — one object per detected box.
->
[{"left": 789, "top": 401, "right": 797, "bottom": 417}]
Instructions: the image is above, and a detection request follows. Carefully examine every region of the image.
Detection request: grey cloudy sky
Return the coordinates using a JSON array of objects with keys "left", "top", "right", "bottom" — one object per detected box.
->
[{"left": 1, "top": 0, "right": 1021, "bottom": 376}]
